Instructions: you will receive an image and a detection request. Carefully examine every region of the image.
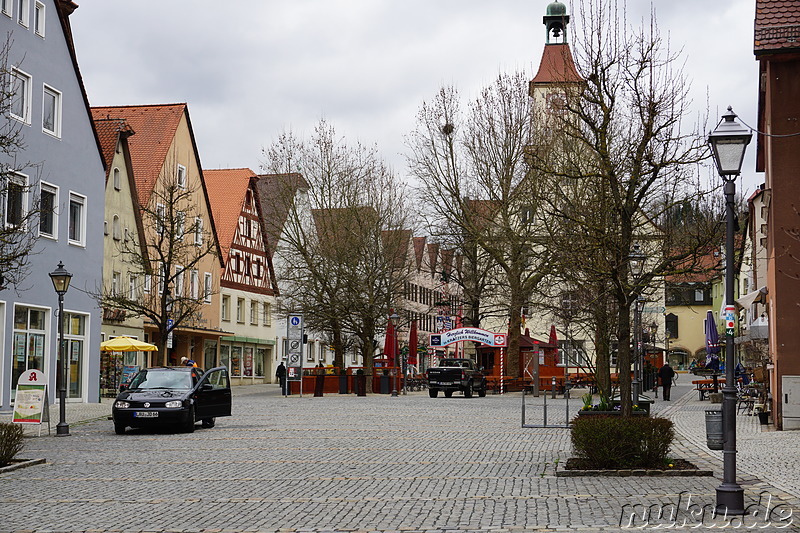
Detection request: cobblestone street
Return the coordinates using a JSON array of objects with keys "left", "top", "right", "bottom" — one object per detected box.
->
[{"left": 1, "top": 382, "right": 799, "bottom": 532}]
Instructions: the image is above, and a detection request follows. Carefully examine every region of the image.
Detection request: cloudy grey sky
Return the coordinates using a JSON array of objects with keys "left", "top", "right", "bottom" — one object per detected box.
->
[{"left": 69, "top": 0, "right": 762, "bottom": 194}]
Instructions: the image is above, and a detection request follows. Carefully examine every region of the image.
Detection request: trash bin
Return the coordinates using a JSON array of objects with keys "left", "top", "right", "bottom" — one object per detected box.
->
[
  {"left": 356, "top": 372, "right": 366, "bottom": 396},
  {"left": 379, "top": 375, "right": 390, "bottom": 394},
  {"left": 705, "top": 409, "right": 723, "bottom": 450},
  {"left": 339, "top": 374, "right": 348, "bottom": 394}
]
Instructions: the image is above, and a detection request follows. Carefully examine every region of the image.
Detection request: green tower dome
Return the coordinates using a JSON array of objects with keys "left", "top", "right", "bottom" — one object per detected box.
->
[{"left": 546, "top": 1, "right": 567, "bottom": 16}]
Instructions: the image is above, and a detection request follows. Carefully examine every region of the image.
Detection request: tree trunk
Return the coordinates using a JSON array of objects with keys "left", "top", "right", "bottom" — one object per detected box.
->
[{"left": 616, "top": 301, "right": 633, "bottom": 416}]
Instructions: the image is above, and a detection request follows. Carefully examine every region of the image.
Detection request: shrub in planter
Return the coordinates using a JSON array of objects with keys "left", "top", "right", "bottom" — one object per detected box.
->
[
  {"left": 570, "top": 414, "right": 674, "bottom": 469},
  {"left": 0, "top": 422, "right": 25, "bottom": 467}
]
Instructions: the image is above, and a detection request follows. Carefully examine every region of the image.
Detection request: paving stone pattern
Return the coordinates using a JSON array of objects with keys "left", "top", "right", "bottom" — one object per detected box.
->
[{"left": 0, "top": 382, "right": 798, "bottom": 532}]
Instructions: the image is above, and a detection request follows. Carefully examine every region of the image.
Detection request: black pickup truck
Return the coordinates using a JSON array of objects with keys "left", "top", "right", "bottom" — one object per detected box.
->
[{"left": 426, "top": 358, "right": 487, "bottom": 398}]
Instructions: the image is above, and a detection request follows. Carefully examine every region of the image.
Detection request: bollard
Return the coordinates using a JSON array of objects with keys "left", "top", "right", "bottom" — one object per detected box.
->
[
  {"left": 551, "top": 376, "right": 557, "bottom": 399},
  {"left": 705, "top": 409, "right": 723, "bottom": 450}
]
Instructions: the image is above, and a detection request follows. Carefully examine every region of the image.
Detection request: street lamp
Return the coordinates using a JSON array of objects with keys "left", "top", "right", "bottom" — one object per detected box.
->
[
  {"left": 389, "top": 312, "right": 401, "bottom": 396},
  {"left": 629, "top": 244, "right": 646, "bottom": 405},
  {"left": 49, "top": 261, "right": 72, "bottom": 437},
  {"left": 708, "top": 105, "right": 752, "bottom": 515}
]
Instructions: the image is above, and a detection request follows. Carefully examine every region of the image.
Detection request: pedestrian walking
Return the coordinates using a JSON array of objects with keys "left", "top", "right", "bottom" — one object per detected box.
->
[
  {"left": 658, "top": 362, "right": 676, "bottom": 401},
  {"left": 276, "top": 361, "right": 287, "bottom": 393}
]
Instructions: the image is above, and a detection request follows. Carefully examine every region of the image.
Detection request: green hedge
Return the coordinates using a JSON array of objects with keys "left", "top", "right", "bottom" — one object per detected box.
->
[
  {"left": 0, "top": 422, "right": 24, "bottom": 467},
  {"left": 570, "top": 415, "right": 674, "bottom": 469}
]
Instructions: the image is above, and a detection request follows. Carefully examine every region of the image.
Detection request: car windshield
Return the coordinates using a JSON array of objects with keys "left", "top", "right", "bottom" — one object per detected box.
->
[{"left": 128, "top": 369, "right": 193, "bottom": 390}]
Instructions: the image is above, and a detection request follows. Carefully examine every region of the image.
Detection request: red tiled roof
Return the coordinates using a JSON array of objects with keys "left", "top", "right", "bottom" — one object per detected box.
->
[
  {"left": 92, "top": 118, "right": 134, "bottom": 182},
  {"left": 91, "top": 104, "right": 186, "bottom": 206},
  {"left": 204, "top": 168, "right": 257, "bottom": 263},
  {"left": 530, "top": 43, "right": 582, "bottom": 85},
  {"left": 754, "top": 0, "right": 800, "bottom": 53},
  {"left": 413, "top": 236, "right": 426, "bottom": 269}
]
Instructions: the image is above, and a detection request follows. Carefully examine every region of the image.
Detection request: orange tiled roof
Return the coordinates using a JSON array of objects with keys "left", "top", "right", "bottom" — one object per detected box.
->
[
  {"left": 413, "top": 236, "right": 426, "bottom": 269},
  {"left": 92, "top": 118, "right": 134, "bottom": 182},
  {"left": 91, "top": 104, "right": 186, "bottom": 206},
  {"left": 254, "top": 173, "right": 309, "bottom": 257},
  {"left": 755, "top": 0, "right": 800, "bottom": 53},
  {"left": 530, "top": 43, "right": 582, "bottom": 85},
  {"left": 204, "top": 168, "right": 257, "bottom": 264}
]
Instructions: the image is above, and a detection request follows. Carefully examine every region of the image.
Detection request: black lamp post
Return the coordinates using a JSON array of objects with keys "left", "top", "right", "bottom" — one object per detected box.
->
[
  {"left": 629, "top": 244, "right": 646, "bottom": 405},
  {"left": 49, "top": 261, "right": 72, "bottom": 437},
  {"left": 708, "top": 106, "right": 752, "bottom": 515},
  {"left": 389, "top": 312, "right": 401, "bottom": 396}
]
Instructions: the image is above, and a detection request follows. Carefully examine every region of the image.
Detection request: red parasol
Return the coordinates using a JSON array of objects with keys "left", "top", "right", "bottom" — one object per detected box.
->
[
  {"left": 384, "top": 314, "right": 396, "bottom": 367},
  {"left": 549, "top": 324, "right": 559, "bottom": 365},
  {"left": 407, "top": 320, "right": 418, "bottom": 365}
]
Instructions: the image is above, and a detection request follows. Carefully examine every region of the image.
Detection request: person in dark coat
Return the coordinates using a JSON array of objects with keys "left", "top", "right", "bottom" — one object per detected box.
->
[
  {"left": 276, "top": 362, "right": 287, "bottom": 393},
  {"left": 658, "top": 362, "right": 676, "bottom": 401}
]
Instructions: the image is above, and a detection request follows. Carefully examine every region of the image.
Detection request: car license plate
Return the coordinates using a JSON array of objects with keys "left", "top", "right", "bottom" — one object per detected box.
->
[
  {"left": 438, "top": 382, "right": 453, "bottom": 386},
  {"left": 133, "top": 411, "right": 158, "bottom": 418}
]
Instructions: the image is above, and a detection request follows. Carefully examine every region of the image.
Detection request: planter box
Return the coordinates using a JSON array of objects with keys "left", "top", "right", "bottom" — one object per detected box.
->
[{"left": 576, "top": 410, "right": 648, "bottom": 417}]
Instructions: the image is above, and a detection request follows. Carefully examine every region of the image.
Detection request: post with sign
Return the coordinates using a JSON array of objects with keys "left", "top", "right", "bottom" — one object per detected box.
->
[{"left": 286, "top": 313, "right": 304, "bottom": 397}]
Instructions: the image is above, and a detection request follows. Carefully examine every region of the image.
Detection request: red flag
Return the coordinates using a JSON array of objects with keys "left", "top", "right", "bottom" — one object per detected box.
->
[
  {"left": 549, "top": 325, "right": 559, "bottom": 365},
  {"left": 407, "top": 320, "right": 418, "bottom": 365},
  {"left": 384, "top": 313, "right": 396, "bottom": 367}
]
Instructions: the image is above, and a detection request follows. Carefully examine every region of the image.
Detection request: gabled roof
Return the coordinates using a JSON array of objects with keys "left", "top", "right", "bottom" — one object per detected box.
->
[
  {"left": 254, "top": 173, "right": 309, "bottom": 257},
  {"left": 92, "top": 118, "right": 134, "bottom": 183},
  {"left": 530, "top": 43, "right": 582, "bottom": 86},
  {"left": 90, "top": 104, "right": 187, "bottom": 207},
  {"left": 204, "top": 168, "right": 258, "bottom": 264},
  {"left": 755, "top": 0, "right": 800, "bottom": 53}
]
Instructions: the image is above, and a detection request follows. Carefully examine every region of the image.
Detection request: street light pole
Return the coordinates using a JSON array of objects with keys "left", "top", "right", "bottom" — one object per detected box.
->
[
  {"left": 49, "top": 262, "right": 73, "bottom": 437},
  {"left": 708, "top": 106, "right": 752, "bottom": 515},
  {"left": 389, "top": 312, "right": 400, "bottom": 396},
  {"left": 629, "top": 244, "right": 646, "bottom": 406}
]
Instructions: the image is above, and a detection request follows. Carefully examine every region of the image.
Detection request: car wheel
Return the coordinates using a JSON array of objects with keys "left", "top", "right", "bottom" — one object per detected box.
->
[
  {"left": 429, "top": 388, "right": 439, "bottom": 398},
  {"left": 114, "top": 422, "right": 126, "bottom": 435},
  {"left": 184, "top": 407, "right": 196, "bottom": 433},
  {"left": 444, "top": 390, "right": 453, "bottom": 398},
  {"left": 478, "top": 382, "right": 487, "bottom": 397},
  {"left": 201, "top": 418, "right": 216, "bottom": 429},
  {"left": 464, "top": 381, "right": 473, "bottom": 398}
]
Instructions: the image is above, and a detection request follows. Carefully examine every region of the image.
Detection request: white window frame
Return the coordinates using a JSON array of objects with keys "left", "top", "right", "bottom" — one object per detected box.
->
[
  {"left": 236, "top": 298, "right": 244, "bottom": 323},
  {"left": 112, "top": 214, "right": 120, "bottom": 240},
  {"left": 68, "top": 192, "right": 86, "bottom": 246},
  {"left": 10, "top": 67, "right": 31, "bottom": 124},
  {"left": 16, "top": 0, "right": 28, "bottom": 27},
  {"left": 128, "top": 274, "right": 137, "bottom": 300},
  {"left": 221, "top": 294, "right": 230, "bottom": 321},
  {"left": 176, "top": 164, "right": 187, "bottom": 189},
  {"left": 33, "top": 0, "right": 44, "bottom": 37},
  {"left": 38, "top": 181, "right": 57, "bottom": 239},
  {"left": 262, "top": 302, "right": 271, "bottom": 326},
  {"left": 250, "top": 300, "right": 258, "bottom": 325},
  {"left": 143, "top": 274, "right": 151, "bottom": 294},
  {"left": 176, "top": 210, "right": 185, "bottom": 241},
  {"left": 113, "top": 167, "right": 121, "bottom": 190},
  {"left": 155, "top": 203, "right": 166, "bottom": 235},
  {"left": 194, "top": 216, "right": 203, "bottom": 245},
  {"left": 5, "top": 172, "right": 28, "bottom": 228},
  {"left": 111, "top": 271, "right": 121, "bottom": 297},
  {"left": 42, "top": 84, "right": 61, "bottom": 137},
  {"left": 2, "top": 0, "right": 12, "bottom": 17},
  {"left": 190, "top": 269, "right": 199, "bottom": 300},
  {"left": 203, "top": 272, "right": 212, "bottom": 304},
  {"left": 174, "top": 265, "right": 184, "bottom": 296}
]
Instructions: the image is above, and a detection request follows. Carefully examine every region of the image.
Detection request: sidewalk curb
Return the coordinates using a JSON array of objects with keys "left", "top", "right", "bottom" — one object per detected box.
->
[{"left": 0, "top": 457, "right": 45, "bottom": 474}]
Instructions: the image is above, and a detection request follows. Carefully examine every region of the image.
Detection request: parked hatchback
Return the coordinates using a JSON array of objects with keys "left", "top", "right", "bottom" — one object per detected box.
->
[{"left": 112, "top": 366, "right": 231, "bottom": 434}]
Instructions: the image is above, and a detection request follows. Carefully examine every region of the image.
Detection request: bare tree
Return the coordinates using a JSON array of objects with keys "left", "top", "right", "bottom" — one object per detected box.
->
[
  {"left": 407, "top": 74, "right": 552, "bottom": 377},
  {"left": 528, "top": 0, "right": 719, "bottom": 414},
  {"left": 262, "top": 121, "right": 411, "bottom": 382},
  {"left": 97, "top": 167, "right": 219, "bottom": 361},
  {"left": 0, "top": 34, "right": 41, "bottom": 290}
]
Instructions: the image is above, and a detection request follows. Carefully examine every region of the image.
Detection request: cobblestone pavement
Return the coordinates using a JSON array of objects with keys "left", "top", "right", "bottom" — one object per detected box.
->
[{"left": 0, "top": 382, "right": 798, "bottom": 532}]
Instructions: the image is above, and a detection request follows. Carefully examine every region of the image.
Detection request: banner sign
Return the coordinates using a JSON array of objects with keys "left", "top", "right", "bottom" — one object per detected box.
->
[
  {"left": 429, "top": 327, "right": 507, "bottom": 347},
  {"left": 13, "top": 369, "right": 47, "bottom": 424}
]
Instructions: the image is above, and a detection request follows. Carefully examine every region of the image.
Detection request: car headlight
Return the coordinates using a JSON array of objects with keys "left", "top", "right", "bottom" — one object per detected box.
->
[
  {"left": 114, "top": 401, "right": 130, "bottom": 409},
  {"left": 165, "top": 400, "right": 183, "bottom": 408}
]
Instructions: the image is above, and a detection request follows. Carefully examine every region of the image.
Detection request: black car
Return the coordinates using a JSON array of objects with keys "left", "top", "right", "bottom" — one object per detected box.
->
[{"left": 112, "top": 366, "right": 231, "bottom": 434}]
